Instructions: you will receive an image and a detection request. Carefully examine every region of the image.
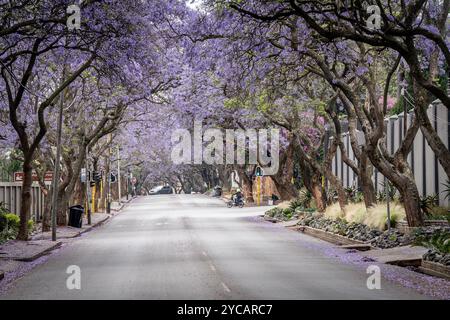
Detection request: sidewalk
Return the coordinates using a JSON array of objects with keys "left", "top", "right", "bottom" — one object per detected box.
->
[
  {"left": 0, "top": 197, "right": 134, "bottom": 284},
  {"left": 361, "top": 245, "right": 429, "bottom": 265},
  {"left": 31, "top": 196, "right": 134, "bottom": 241},
  {"left": 31, "top": 212, "right": 110, "bottom": 241}
]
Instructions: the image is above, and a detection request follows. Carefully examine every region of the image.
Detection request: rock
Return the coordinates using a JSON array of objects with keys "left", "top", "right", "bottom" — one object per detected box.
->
[{"left": 440, "top": 255, "right": 450, "bottom": 266}]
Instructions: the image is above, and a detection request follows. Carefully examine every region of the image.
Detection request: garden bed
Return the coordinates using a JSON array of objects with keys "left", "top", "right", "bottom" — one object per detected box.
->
[{"left": 397, "top": 220, "right": 449, "bottom": 234}]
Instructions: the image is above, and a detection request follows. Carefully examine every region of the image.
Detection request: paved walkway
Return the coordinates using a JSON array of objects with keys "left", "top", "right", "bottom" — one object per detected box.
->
[{"left": 363, "top": 246, "right": 429, "bottom": 264}]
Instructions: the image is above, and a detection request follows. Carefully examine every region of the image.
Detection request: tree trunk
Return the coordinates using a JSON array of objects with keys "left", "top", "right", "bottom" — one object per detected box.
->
[
  {"left": 238, "top": 170, "right": 254, "bottom": 203},
  {"left": 218, "top": 165, "right": 232, "bottom": 191},
  {"left": 360, "top": 172, "right": 377, "bottom": 208},
  {"left": 311, "top": 177, "right": 326, "bottom": 212},
  {"left": 42, "top": 188, "right": 52, "bottom": 232},
  {"left": 272, "top": 176, "right": 297, "bottom": 201},
  {"left": 327, "top": 171, "right": 348, "bottom": 211},
  {"left": 359, "top": 154, "right": 377, "bottom": 207},
  {"left": 17, "top": 159, "right": 32, "bottom": 240},
  {"left": 300, "top": 158, "right": 326, "bottom": 212},
  {"left": 368, "top": 150, "right": 424, "bottom": 227},
  {"left": 272, "top": 138, "right": 297, "bottom": 201},
  {"left": 35, "top": 171, "right": 51, "bottom": 232},
  {"left": 399, "top": 178, "right": 424, "bottom": 227},
  {"left": 57, "top": 191, "right": 68, "bottom": 225}
]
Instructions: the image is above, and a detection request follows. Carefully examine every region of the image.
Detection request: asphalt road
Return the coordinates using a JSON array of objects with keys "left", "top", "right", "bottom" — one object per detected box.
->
[{"left": 0, "top": 195, "right": 427, "bottom": 299}]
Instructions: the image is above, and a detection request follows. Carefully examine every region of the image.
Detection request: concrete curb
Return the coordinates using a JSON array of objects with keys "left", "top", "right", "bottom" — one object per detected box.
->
[
  {"left": 15, "top": 241, "right": 62, "bottom": 262},
  {"left": 0, "top": 241, "right": 62, "bottom": 262},
  {"left": 294, "top": 225, "right": 368, "bottom": 246},
  {"left": 77, "top": 215, "right": 110, "bottom": 236},
  {"left": 111, "top": 197, "right": 136, "bottom": 213}
]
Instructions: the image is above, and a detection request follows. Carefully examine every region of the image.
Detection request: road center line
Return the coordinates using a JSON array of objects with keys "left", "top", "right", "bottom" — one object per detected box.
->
[{"left": 221, "top": 282, "right": 231, "bottom": 293}]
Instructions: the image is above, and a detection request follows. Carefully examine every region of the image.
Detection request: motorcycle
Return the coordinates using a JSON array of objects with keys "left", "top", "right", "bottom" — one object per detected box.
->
[{"left": 227, "top": 197, "right": 245, "bottom": 208}]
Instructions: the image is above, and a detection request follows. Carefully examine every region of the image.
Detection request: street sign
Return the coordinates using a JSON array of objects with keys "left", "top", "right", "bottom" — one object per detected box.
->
[
  {"left": 14, "top": 171, "right": 53, "bottom": 182},
  {"left": 81, "top": 168, "right": 87, "bottom": 183}
]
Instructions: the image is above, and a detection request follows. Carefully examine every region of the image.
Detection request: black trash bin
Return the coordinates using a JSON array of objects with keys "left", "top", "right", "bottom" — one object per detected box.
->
[
  {"left": 68, "top": 205, "right": 84, "bottom": 228},
  {"left": 213, "top": 186, "right": 222, "bottom": 197}
]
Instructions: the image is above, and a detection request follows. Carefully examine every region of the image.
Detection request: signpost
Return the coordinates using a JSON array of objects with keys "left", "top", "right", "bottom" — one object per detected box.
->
[
  {"left": 85, "top": 146, "right": 92, "bottom": 225},
  {"left": 255, "top": 166, "right": 263, "bottom": 206},
  {"left": 14, "top": 171, "right": 53, "bottom": 182},
  {"left": 117, "top": 147, "right": 122, "bottom": 204}
]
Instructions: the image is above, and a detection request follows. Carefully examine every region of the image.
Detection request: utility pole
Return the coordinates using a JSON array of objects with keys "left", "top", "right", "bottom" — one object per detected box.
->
[
  {"left": 126, "top": 168, "right": 130, "bottom": 201},
  {"left": 117, "top": 146, "right": 121, "bottom": 204},
  {"left": 385, "top": 176, "right": 391, "bottom": 231},
  {"left": 50, "top": 69, "right": 66, "bottom": 241},
  {"left": 106, "top": 134, "right": 112, "bottom": 214},
  {"left": 85, "top": 145, "right": 92, "bottom": 225}
]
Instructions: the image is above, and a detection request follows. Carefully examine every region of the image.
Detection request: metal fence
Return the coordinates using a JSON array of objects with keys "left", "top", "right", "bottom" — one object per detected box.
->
[
  {"left": 329, "top": 101, "right": 450, "bottom": 206},
  {"left": 0, "top": 182, "right": 47, "bottom": 221}
]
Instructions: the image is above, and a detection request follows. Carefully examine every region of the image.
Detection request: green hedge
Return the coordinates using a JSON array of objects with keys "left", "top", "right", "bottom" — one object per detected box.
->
[{"left": 0, "top": 212, "right": 34, "bottom": 244}]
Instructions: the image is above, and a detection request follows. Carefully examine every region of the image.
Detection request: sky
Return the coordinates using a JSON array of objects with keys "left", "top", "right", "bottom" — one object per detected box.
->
[{"left": 186, "top": 0, "right": 203, "bottom": 10}]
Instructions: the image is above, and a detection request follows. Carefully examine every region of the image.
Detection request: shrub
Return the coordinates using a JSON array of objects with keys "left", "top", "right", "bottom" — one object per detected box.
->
[
  {"left": 265, "top": 208, "right": 278, "bottom": 218},
  {"left": 265, "top": 207, "right": 295, "bottom": 221},
  {"left": 323, "top": 202, "right": 344, "bottom": 220},
  {"left": 326, "top": 188, "right": 338, "bottom": 205},
  {"left": 353, "top": 191, "right": 364, "bottom": 203},
  {"left": 283, "top": 208, "right": 293, "bottom": 219},
  {"left": 427, "top": 206, "right": 450, "bottom": 222},
  {"left": 28, "top": 219, "right": 35, "bottom": 233},
  {"left": 0, "top": 201, "right": 8, "bottom": 211},
  {"left": 344, "top": 186, "right": 356, "bottom": 201},
  {"left": 442, "top": 180, "right": 450, "bottom": 200},
  {"left": 287, "top": 188, "right": 314, "bottom": 211},
  {"left": 344, "top": 203, "right": 367, "bottom": 224},
  {"left": 365, "top": 203, "right": 406, "bottom": 230},
  {"left": 289, "top": 198, "right": 303, "bottom": 211},
  {"left": 4, "top": 213, "right": 20, "bottom": 229},
  {"left": 414, "top": 230, "right": 450, "bottom": 255},
  {"left": 1, "top": 214, "right": 19, "bottom": 244},
  {"left": 323, "top": 201, "right": 406, "bottom": 231},
  {"left": 0, "top": 213, "right": 34, "bottom": 244},
  {"left": 420, "top": 195, "right": 439, "bottom": 216},
  {"left": 0, "top": 213, "right": 6, "bottom": 231},
  {"left": 377, "top": 181, "right": 398, "bottom": 202}
]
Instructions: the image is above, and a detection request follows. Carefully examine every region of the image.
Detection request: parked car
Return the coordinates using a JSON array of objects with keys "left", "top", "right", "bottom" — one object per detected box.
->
[{"left": 149, "top": 185, "right": 173, "bottom": 195}]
